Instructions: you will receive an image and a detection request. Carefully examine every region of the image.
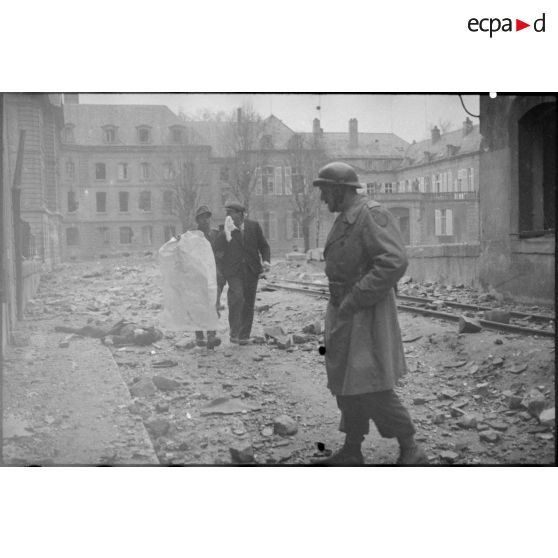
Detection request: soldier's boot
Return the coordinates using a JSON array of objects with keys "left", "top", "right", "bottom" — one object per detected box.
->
[
  {"left": 195, "top": 331, "right": 206, "bottom": 347},
  {"left": 207, "top": 331, "right": 221, "bottom": 350},
  {"left": 396, "top": 436, "right": 428, "bottom": 465}
]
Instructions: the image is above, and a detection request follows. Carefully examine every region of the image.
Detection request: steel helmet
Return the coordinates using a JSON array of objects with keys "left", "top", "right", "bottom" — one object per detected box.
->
[{"left": 312, "top": 162, "right": 363, "bottom": 188}]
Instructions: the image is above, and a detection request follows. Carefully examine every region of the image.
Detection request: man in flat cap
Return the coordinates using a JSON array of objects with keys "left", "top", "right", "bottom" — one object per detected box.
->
[
  {"left": 311, "top": 162, "right": 427, "bottom": 465},
  {"left": 214, "top": 200, "right": 270, "bottom": 345},
  {"left": 193, "top": 205, "right": 224, "bottom": 349}
]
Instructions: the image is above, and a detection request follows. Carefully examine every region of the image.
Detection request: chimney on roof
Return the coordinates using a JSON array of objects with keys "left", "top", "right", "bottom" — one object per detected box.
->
[
  {"left": 64, "top": 93, "right": 79, "bottom": 104},
  {"left": 349, "top": 118, "right": 358, "bottom": 148},
  {"left": 431, "top": 126, "right": 441, "bottom": 143},
  {"left": 312, "top": 118, "right": 323, "bottom": 145},
  {"left": 463, "top": 117, "right": 473, "bottom": 136}
]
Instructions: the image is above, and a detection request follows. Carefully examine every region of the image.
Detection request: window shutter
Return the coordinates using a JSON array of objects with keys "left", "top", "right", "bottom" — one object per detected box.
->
[
  {"left": 470, "top": 168, "right": 474, "bottom": 191},
  {"left": 435, "top": 209, "right": 441, "bottom": 236},
  {"left": 431, "top": 175, "right": 436, "bottom": 193},
  {"left": 255, "top": 167, "right": 262, "bottom": 195},
  {"left": 274, "top": 167, "right": 283, "bottom": 195},
  {"left": 446, "top": 171, "right": 453, "bottom": 192},
  {"left": 441, "top": 173, "right": 447, "bottom": 192},
  {"left": 284, "top": 166, "right": 292, "bottom": 195},
  {"left": 446, "top": 209, "right": 453, "bottom": 235}
]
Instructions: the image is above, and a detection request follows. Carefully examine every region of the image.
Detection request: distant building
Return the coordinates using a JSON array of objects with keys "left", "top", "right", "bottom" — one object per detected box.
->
[
  {"left": 60, "top": 100, "right": 214, "bottom": 258},
  {"left": 478, "top": 94, "right": 555, "bottom": 302},
  {"left": 366, "top": 118, "right": 481, "bottom": 246}
]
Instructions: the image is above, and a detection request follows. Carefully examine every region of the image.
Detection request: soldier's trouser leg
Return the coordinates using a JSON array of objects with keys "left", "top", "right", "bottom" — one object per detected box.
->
[
  {"left": 239, "top": 272, "right": 258, "bottom": 340},
  {"left": 337, "top": 390, "right": 416, "bottom": 441},
  {"left": 195, "top": 331, "right": 205, "bottom": 346},
  {"left": 226, "top": 275, "right": 244, "bottom": 340}
]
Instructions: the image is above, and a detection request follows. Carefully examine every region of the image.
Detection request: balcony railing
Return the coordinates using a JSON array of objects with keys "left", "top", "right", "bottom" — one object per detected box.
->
[{"left": 368, "top": 191, "right": 479, "bottom": 201}]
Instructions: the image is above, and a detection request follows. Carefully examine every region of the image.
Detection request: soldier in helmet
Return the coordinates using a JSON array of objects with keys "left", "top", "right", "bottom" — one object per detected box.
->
[{"left": 312, "top": 162, "right": 427, "bottom": 465}]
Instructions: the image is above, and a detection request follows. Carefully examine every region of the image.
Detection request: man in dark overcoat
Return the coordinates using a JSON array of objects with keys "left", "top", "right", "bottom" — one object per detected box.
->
[
  {"left": 214, "top": 201, "right": 270, "bottom": 345},
  {"left": 312, "top": 162, "right": 427, "bottom": 465}
]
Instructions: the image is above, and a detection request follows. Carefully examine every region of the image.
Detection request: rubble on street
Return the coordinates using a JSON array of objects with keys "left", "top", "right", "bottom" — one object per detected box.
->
[{"left": 2, "top": 255, "right": 555, "bottom": 465}]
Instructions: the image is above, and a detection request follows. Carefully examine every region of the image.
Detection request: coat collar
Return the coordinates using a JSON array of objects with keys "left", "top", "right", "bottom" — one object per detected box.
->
[{"left": 342, "top": 194, "right": 368, "bottom": 224}]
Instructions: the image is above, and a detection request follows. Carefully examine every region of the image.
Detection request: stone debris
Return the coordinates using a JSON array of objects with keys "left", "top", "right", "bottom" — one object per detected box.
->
[
  {"left": 146, "top": 419, "right": 171, "bottom": 438},
  {"left": 152, "top": 375, "right": 181, "bottom": 392},
  {"left": 229, "top": 445, "right": 255, "bottom": 464},
  {"left": 458, "top": 316, "right": 482, "bottom": 334},
  {"left": 129, "top": 378, "right": 157, "bottom": 397},
  {"left": 521, "top": 389, "right": 546, "bottom": 418},
  {"left": 538, "top": 407, "right": 555, "bottom": 427},
  {"left": 201, "top": 397, "right": 261, "bottom": 415},
  {"left": 439, "top": 450, "right": 459, "bottom": 464},
  {"left": 457, "top": 414, "right": 480, "bottom": 429},
  {"left": 479, "top": 430, "right": 501, "bottom": 443},
  {"left": 273, "top": 415, "right": 298, "bottom": 436}
]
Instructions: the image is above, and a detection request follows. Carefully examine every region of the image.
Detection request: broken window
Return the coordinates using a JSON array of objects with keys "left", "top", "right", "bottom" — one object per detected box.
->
[
  {"left": 119, "top": 191, "right": 129, "bottom": 212},
  {"left": 67, "top": 190, "right": 79, "bottom": 213},
  {"left": 95, "top": 163, "right": 106, "bottom": 180},
  {"left": 96, "top": 192, "right": 107, "bottom": 213},
  {"left": 139, "top": 191, "right": 152, "bottom": 212},
  {"left": 66, "top": 227, "right": 79, "bottom": 246},
  {"left": 120, "top": 227, "right": 133, "bottom": 244},
  {"left": 117, "top": 163, "right": 128, "bottom": 180}
]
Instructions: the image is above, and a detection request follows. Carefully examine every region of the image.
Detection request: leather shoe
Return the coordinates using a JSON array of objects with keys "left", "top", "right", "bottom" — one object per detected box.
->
[
  {"left": 397, "top": 444, "right": 428, "bottom": 465},
  {"left": 312, "top": 446, "right": 364, "bottom": 465}
]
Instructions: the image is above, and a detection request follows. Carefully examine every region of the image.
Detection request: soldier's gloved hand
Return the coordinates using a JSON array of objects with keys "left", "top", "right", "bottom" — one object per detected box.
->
[
  {"left": 224, "top": 216, "right": 237, "bottom": 242},
  {"left": 338, "top": 293, "right": 358, "bottom": 319},
  {"left": 262, "top": 261, "right": 271, "bottom": 273}
]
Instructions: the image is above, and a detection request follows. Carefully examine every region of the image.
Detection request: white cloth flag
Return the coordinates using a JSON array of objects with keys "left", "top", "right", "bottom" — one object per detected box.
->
[{"left": 158, "top": 230, "right": 219, "bottom": 331}]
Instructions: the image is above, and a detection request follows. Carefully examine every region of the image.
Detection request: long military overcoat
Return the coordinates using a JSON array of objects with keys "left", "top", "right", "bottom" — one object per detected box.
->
[{"left": 323, "top": 194, "right": 408, "bottom": 395}]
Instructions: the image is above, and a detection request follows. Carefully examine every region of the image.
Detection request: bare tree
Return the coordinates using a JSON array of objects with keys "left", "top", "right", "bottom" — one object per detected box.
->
[
  {"left": 286, "top": 134, "right": 326, "bottom": 252},
  {"left": 170, "top": 154, "right": 209, "bottom": 231},
  {"left": 220, "top": 103, "right": 265, "bottom": 214}
]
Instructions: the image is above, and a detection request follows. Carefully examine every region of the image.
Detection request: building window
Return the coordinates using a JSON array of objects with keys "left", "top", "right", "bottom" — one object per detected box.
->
[
  {"left": 435, "top": 209, "right": 453, "bottom": 236},
  {"left": 142, "top": 226, "right": 153, "bottom": 245},
  {"left": 274, "top": 167, "right": 283, "bottom": 195},
  {"left": 171, "top": 126, "right": 185, "bottom": 144},
  {"left": 102, "top": 126, "right": 117, "bottom": 144},
  {"left": 119, "top": 191, "right": 129, "bottom": 212},
  {"left": 467, "top": 168, "right": 474, "bottom": 191},
  {"left": 95, "top": 163, "right": 106, "bottom": 180},
  {"left": 117, "top": 163, "right": 128, "bottom": 180},
  {"left": 284, "top": 166, "right": 293, "bottom": 195},
  {"left": 263, "top": 211, "right": 277, "bottom": 241},
  {"left": 262, "top": 167, "right": 274, "bottom": 195},
  {"left": 260, "top": 134, "right": 273, "bottom": 149},
  {"left": 384, "top": 183, "right": 393, "bottom": 193},
  {"left": 288, "top": 212, "right": 303, "bottom": 239},
  {"left": 254, "top": 167, "right": 263, "bottom": 195},
  {"left": 163, "top": 163, "right": 175, "bottom": 180},
  {"left": 65, "top": 160, "right": 75, "bottom": 179},
  {"left": 67, "top": 191, "right": 79, "bottom": 213},
  {"left": 163, "top": 225, "right": 176, "bottom": 242},
  {"left": 98, "top": 226, "right": 110, "bottom": 244},
  {"left": 66, "top": 227, "right": 79, "bottom": 246},
  {"left": 139, "top": 191, "right": 152, "bottom": 212},
  {"left": 96, "top": 192, "right": 107, "bottom": 213},
  {"left": 163, "top": 190, "right": 174, "bottom": 214},
  {"left": 140, "top": 162, "right": 151, "bottom": 180},
  {"left": 62, "top": 125, "right": 75, "bottom": 143},
  {"left": 292, "top": 167, "right": 305, "bottom": 192},
  {"left": 120, "top": 227, "right": 133, "bottom": 244},
  {"left": 137, "top": 126, "right": 152, "bottom": 144},
  {"left": 220, "top": 166, "right": 230, "bottom": 181}
]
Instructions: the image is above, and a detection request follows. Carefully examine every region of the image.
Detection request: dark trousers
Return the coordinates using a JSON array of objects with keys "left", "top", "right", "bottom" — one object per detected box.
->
[
  {"left": 195, "top": 273, "right": 226, "bottom": 340},
  {"left": 336, "top": 390, "right": 416, "bottom": 443},
  {"left": 226, "top": 271, "right": 258, "bottom": 340}
]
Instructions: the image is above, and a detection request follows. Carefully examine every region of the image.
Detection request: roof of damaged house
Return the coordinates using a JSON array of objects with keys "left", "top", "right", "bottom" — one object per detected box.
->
[
  {"left": 399, "top": 123, "right": 481, "bottom": 168},
  {"left": 63, "top": 103, "right": 194, "bottom": 146}
]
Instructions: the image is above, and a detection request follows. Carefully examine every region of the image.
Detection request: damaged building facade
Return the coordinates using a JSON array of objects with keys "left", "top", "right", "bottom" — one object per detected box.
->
[
  {"left": 478, "top": 95, "right": 555, "bottom": 302},
  {"left": 60, "top": 99, "right": 215, "bottom": 259}
]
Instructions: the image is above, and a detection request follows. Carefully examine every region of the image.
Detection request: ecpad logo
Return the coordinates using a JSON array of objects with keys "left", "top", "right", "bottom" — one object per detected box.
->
[{"left": 468, "top": 13, "right": 546, "bottom": 37}]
